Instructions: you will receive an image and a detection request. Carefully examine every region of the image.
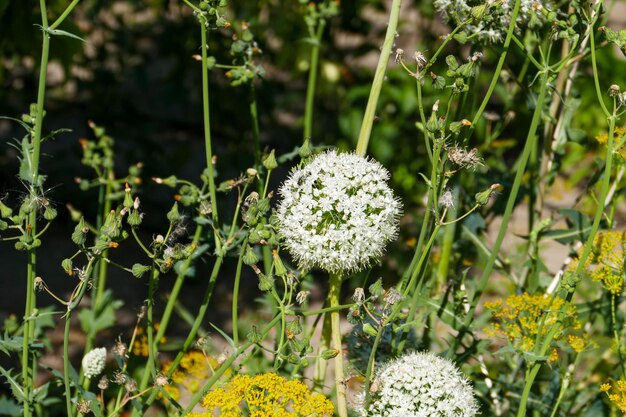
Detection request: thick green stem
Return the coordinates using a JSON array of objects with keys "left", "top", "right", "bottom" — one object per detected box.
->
[
  {"left": 329, "top": 273, "right": 347, "bottom": 417},
  {"left": 22, "top": 3, "right": 51, "bottom": 414},
  {"left": 517, "top": 363, "right": 542, "bottom": 417},
  {"left": 355, "top": 0, "right": 402, "bottom": 156},
  {"left": 303, "top": 21, "right": 325, "bottom": 140},
  {"left": 232, "top": 237, "right": 249, "bottom": 347}
]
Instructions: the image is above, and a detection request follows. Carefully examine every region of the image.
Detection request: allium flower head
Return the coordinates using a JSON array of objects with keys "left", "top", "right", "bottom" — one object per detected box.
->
[
  {"left": 276, "top": 150, "right": 401, "bottom": 274},
  {"left": 434, "top": 0, "right": 551, "bottom": 44},
  {"left": 359, "top": 351, "right": 479, "bottom": 417},
  {"left": 82, "top": 347, "right": 106, "bottom": 379}
]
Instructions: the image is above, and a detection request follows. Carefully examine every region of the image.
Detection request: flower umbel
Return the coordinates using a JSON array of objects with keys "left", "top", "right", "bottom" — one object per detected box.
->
[
  {"left": 601, "top": 379, "right": 626, "bottom": 412},
  {"left": 188, "top": 373, "right": 334, "bottom": 416},
  {"left": 82, "top": 347, "right": 107, "bottom": 379},
  {"left": 276, "top": 150, "right": 401, "bottom": 274},
  {"left": 358, "top": 351, "right": 478, "bottom": 417}
]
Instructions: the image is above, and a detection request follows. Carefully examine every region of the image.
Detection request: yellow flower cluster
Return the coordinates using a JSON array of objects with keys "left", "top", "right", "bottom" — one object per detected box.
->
[
  {"left": 132, "top": 322, "right": 167, "bottom": 357},
  {"left": 596, "top": 125, "right": 626, "bottom": 159},
  {"left": 186, "top": 373, "right": 334, "bottom": 417},
  {"left": 568, "top": 230, "right": 626, "bottom": 295},
  {"left": 484, "top": 293, "right": 583, "bottom": 360},
  {"left": 161, "top": 351, "right": 222, "bottom": 402},
  {"left": 600, "top": 380, "right": 626, "bottom": 412}
]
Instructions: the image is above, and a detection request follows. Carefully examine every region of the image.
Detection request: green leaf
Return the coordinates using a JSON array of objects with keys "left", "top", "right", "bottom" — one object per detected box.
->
[
  {"left": 78, "top": 290, "right": 123, "bottom": 336},
  {"left": 208, "top": 322, "right": 235, "bottom": 348},
  {"left": 0, "top": 366, "right": 24, "bottom": 402},
  {"left": 0, "top": 395, "right": 22, "bottom": 416},
  {"left": 35, "top": 25, "right": 86, "bottom": 42},
  {"left": 0, "top": 335, "right": 23, "bottom": 356}
]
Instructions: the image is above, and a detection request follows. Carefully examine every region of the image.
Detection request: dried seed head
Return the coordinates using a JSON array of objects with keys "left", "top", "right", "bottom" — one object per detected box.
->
[
  {"left": 353, "top": 287, "right": 365, "bottom": 303},
  {"left": 609, "top": 84, "right": 622, "bottom": 97},
  {"left": 112, "top": 370, "right": 126, "bottom": 385},
  {"left": 296, "top": 290, "right": 310, "bottom": 304},
  {"left": 113, "top": 337, "right": 128, "bottom": 359},
  {"left": 77, "top": 400, "right": 91, "bottom": 415},
  {"left": 414, "top": 51, "right": 428, "bottom": 68},
  {"left": 394, "top": 48, "right": 404, "bottom": 63},
  {"left": 125, "top": 378, "right": 138, "bottom": 393},
  {"left": 438, "top": 190, "right": 454, "bottom": 209},
  {"left": 98, "top": 376, "right": 109, "bottom": 390},
  {"left": 34, "top": 277, "right": 44, "bottom": 292},
  {"left": 154, "top": 372, "right": 169, "bottom": 387},
  {"left": 383, "top": 288, "right": 403, "bottom": 305}
]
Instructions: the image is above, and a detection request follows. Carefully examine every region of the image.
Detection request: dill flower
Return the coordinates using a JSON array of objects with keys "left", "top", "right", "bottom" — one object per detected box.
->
[
  {"left": 595, "top": 125, "right": 626, "bottom": 160},
  {"left": 82, "top": 347, "right": 107, "bottom": 379},
  {"left": 601, "top": 379, "right": 626, "bottom": 412},
  {"left": 160, "top": 351, "right": 227, "bottom": 403},
  {"left": 568, "top": 230, "right": 626, "bottom": 295},
  {"left": 358, "top": 351, "right": 478, "bottom": 417},
  {"left": 276, "top": 150, "right": 401, "bottom": 274},
  {"left": 484, "top": 292, "right": 583, "bottom": 360},
  {"left": 188, "top": 373, "right": 334, "bottom": 416},
  {"left": 434, "top": 0, "right": 551, "bottom": 44}
]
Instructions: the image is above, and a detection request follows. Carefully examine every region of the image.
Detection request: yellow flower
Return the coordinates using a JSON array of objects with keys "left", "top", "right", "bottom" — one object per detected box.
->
[
  {"left": 132, "top": 322, "right": 167, "bottom": 357},
  {"left": 595, "top": 125, "right": 626, "bottom": 159},
  {"left": 187, "top": 373, "right": 334, "bottom": 417},
  {"left": 159, "top": 351, "right": 227, "bottom": 404},
  {"left": 601, "top": 379, "right": 626, "bottom": 412},
  {"left": 484, "top": 292, "right": 583, "bottom": 361},
  {"left": 569, "top": 230, "right": 626, "bottom": 296}
]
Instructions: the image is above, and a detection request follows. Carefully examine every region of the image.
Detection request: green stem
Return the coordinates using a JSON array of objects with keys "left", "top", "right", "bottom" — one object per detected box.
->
[
  {"left": 329, "top": 273, "right": 347, "bottom": 417},
  {"left": 49, "top": 0, "right": 80, "bottom": 30},
  {"left": 200, "top": 21, "right": 219, "bottom": 226},
  {"left": 232, "top": 237, "right": 249, "bottom": 347},
  {"left": 250, "top": 84, "right": 262, "bottom": 167},
  {"left": 468, "top": 0, "right": 522, "bottom": 139},
  {"left": 517, "top": 363, "right": 542, "bottom": 417},
  {"left": 355, "top": 0, "right": 402, "bottom": 156},
  {"left": 22, "top": 3, "right": 51, "bottom": 414},
  {"left": 303, "top": 20, "right": 325, "bottom": 140},
  {"left": 63, "top": 313, "right": 73, "bottom": 417}
]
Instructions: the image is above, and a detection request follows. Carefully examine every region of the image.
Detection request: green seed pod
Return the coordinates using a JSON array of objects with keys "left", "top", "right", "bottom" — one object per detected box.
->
[
  {"left": 43, "top": 206, "right": 57, "bottom": 221},
  {"left": 167, "top": 202, "right": 180, "bottom": 223},
  {"left": 299, "top": 138, "right": 312, "bottom": 159},
  {"left": 72, "top": 217, "right": 88, "bottom": 246},
  {"left": 127, "top": 209, "right": 142, "bottom": 227},
  {"left": 79, "top": 179, "right": 90, "bottom": 191},
  {"left": 131, "top": 263, "right": 151, "bottom": 278},
  {"left": 243, "top": 245, "right": 260, "bottom": 266},
  {"left": 0, "top": 200, "right": 12, "bottom": 218},
  {"left": 257, "top": 198, "right": 270, "bottom": 214},
  {"left": 362, "top": 322, "right": 379, "bottom": 337},
  {"left": 273, "top": 251, "right": 287, "bottom": 276},
  {"left": 258, "top": 273, "right": 274, "bottom": 292},
  {"left": 15, "top": 241, "right": 26, "bottom": 251},
  {"left": 61, "top": 258, "right": 73, "bottom": 275},
  {"left": 123, "top": 188, "right": 133, "bottom": 209},
  {"left": 154, "top": 175, "right": 177, "bottom": 188},
  {"left": 32, "top": 239, "right": 41, "bottom": 248},
  {"left": 262, "top": 150, "right": 278, "bottom": 171},
  {"left": 0, "top": 220, "right": 7, "bottom": 231},
  {"left": 247, "top": 325, "right": 261, "bottom": 344},
  {"left": 475, "top": 184, "right": 500, "bottom": 206},
  {"left": 321, "top": 349, "right": 340, "bottom": 359},
  {"left": 287, "top": 317, "right": 302, "bottom": 336}
]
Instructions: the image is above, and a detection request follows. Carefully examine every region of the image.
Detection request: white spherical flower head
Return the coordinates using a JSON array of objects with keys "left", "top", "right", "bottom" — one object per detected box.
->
[
  {"left": 359, "top": 351, "right": 479, "bottom": 417},
  {"left": 276, "top": 150, "right": 401, "bottom": 274},
  {"left": 82, "top": 347, "right": 107, "bottom": 379}
]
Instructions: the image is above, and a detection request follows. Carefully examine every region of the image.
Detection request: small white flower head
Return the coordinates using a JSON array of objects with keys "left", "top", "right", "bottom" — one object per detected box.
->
[
  {"left": 82, "top": 347, "right": 107, "bottom": 379},
  {"left": 358, "top": 351, "right": 479, "bottom": 417},
  {"left": 276, "top": 150, "right": 401, "bottom": 275}
]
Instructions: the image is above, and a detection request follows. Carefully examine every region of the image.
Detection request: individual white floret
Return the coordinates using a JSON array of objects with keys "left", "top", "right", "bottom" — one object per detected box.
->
[
  {"left": 276, "top": 150, "right": 401, "bottom": 274},
  {"left": 358, "top": 351, "right": 479, "bottom": 417},
  {"left": 82, "top": 347, "right": 107, "bottom": 379}
]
